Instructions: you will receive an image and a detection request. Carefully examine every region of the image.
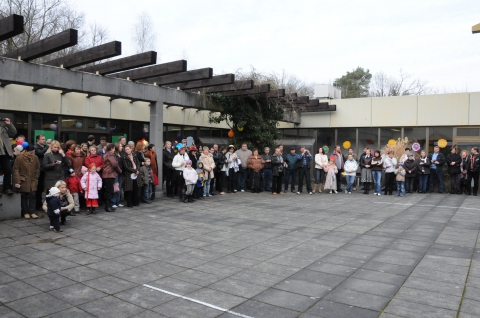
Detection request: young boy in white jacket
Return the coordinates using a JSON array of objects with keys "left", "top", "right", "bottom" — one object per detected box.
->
[{"left": 183, "top": 160, "right": 198, "bottom": 203}]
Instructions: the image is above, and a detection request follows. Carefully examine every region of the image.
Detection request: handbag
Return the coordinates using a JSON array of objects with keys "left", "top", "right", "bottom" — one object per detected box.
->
[
  {"left": 113, "top": 182, "right": 120, "bottom": 193},
  {"left": 153, "top": 173, "right": 159, "bottom": 186}
]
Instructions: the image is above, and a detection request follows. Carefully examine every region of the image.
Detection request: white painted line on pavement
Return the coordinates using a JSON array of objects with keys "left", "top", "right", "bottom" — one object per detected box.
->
[{"left": 143, "top": 284, "right": 254, "bottom": 318}]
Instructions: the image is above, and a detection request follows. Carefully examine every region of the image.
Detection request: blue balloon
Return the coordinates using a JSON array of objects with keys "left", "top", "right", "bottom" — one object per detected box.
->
[{"left": 22, "top": 141, "right": 29, "bottom": 148}]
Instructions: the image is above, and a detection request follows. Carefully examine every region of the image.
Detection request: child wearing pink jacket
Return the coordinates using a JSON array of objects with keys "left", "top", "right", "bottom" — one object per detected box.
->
[{"left": 81, "top": 163, "right": 102, "bottom": 215}]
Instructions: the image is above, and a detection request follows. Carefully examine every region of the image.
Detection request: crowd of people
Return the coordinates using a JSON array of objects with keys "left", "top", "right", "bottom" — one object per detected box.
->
[{"left": 1, "top": 118, "right": 480, "bottom": 233}]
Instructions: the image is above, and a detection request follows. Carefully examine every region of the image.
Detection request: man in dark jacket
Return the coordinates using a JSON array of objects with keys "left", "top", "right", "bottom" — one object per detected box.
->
[
  {"left": 446, "top": 147, "right": 462, "bottom": 194},
  {"left": 261, "top": 147, "right": 273, "bottom": 192},
  {"left": 468, "top": 147, "right": 480, "bottom": 196},
  {"left": 403, "top": 153, "right": 417, "bottom": 193},
  {"left": 428, "top": 146, "right": 446, "bottom": 193},
  {"left": 163, "top": 141, "right": 175, "bottom": 197},
  {"left": 35, "top": 134, "right": 49, "bottom": 209},
  {"left": 0, "top": 118, "right": 17, "bottom": 195},
  {"left": 284, "top": 146, "right": 298, "bottom": 193},
  {"left": 296, "top": 146, "right": 313, "bottom": 195},
  {"left": 271, "top": 148, "right": 284, "bottom": 194}
]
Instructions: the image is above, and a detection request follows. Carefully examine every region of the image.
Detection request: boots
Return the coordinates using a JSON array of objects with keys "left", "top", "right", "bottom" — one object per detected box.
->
[
  {"left": 319, "top": 184, "right": 323, "bottom": 193},
  {"left": 366, "top": 183, "right": 370, "bottom": 194},
  {"left": 312, "top": 184, "right": 317, "bottom": 194},
  {"left": 86, "top": 207, "right": 92, "bottom": 215},
  {"left": 91, "top": 207, "right": 96, "bottom": 214},
  {"left": 188, "top": 195, "right": 195, "bottom": 203},
  {"left": 105, "top": 203, "right": 114, "bottom": 212},
  {"left": 363, "top": 183, "right": 368, "bottom": 194}
]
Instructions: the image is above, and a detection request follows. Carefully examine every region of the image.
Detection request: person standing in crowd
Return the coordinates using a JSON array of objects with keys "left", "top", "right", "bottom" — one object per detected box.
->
[
  {"left": 97, "top": 136, "right": 107, "bottom": 154},
  {"left": 296, "top": 146, "right": 313, "bottom": 195},
  {"left": 460, "top": 150, "right": 469, "bottom": 194},
  {"left": 417, "top": 150, "right": 431, "bottom": 193},
  {"left": 123, "top": 145, "right": 141, "bottom": 207},
  {"left": 371, "top": 150, "right": 384, "bottom": 195},
  {"left": 446, "top": 147, "right": 462, "bottom": 194},
  {"left": 359, "top": 146, "right": 368, "bottom": 190},
  {"left": 111, "top": 143, "right": 124, "bottom": 208},
  {"left": 344, "top": 154, "right": 358, "bottom": 195},
  {"left": 383, "top": 152, "right": 397, "bottom": 195},
  {"left": 347, "top": 148, "right": 357, "bottom": 191},
  {"left": 145, "top": 144, "right": 158, "bottom": 200},
  {"left": 314, "top": 147, "right": 328, "bottom": 193},
  {"left": 404, "top": 153, "right": 417, "bottom": 194},
  {"left": 103, "top": 143, "right": 122, "bottom": 211},
  {"left": 172, "top": 146, "right": 189, "bottom": 201},
  {"left": 428, "top": 146, "right": 445, "bottom": 193},
  {"left": 324, "top": 156, "right": 338, "bottom": 194},
  {"left": 217, "top": 146, "right": 227, "bottom": 195},
  {"left": 43, "top": 141, "right": 70, "bottom": 191},
  {"left": 84, "top": 146, "right": 104, "bottom": 205},
  {"left": 399, "top": 148, "right": 411, "bottom": 163},
  {"left": 467, "top": 147, "right": 479, "bottom": 196},
  {"left": 271, "top": 147, "right": 284, "bottom": 195},
  {"left": 208, "top": 147, "right": 217, "bottom": 196},
  {"left": 35, "top": 134, "right": 49, "bottom": 209},
  {"left": 163, "top": 141, "right": 175, "bottom": 198},
  {"left": 66, "top": 168, "right": 82, "bottom": 215},
  {"left": 211, "top": 144, "right": 220, "bottom": 195},
  {"left": 197, "top": 146, "right": 203, "bottom": 159},
  {"left": 80, "top": 143, "right": 89, "bottom": 156},
  {"left": 247, "top": 148, "right": 265, "bottom": 193},
  {"left": 225, "top": 145, "right": 240, "bottom": 193},
  {"left": 395, "top": 162, "right": 406, "bottom": 197},
  {"left": 360, "top": 149, "right": 373, "bottom": 194},
  {"left": 188, "top": 146, "right": 198, "bottom": 171},
  {"left": 285, "top": 146, "right": 298, "bottom": 193},
  {"left": 199, "top": 146, "right": 215, "bottom": 197},
  {"left": 235, "top": 143, "right": 252, "bottom": 192},
  {"left": 139, "top": 157, "right": 154, "bottom": 204},
  {"left": 68, "top": 144, "right": 85, "bottom": 175},
  {"left": 333, "top": 145, "right": 345, "bottom": 192},
  {"left": 13, "top": 144, "right": 40, "bottom": 219},
  {"left": 183, "top": 160, "right": 198, "bottom": 203},
  {"left": 261, "top": 147, "right": 273, "bottom": 192},
  {"left": 87, "top": 135, "right": 95, "bottom": 147},
  {"left": 0, "top": 117, "right": 17, "bottom": 195},
  {"left": 195, "top": 161, "right": 206, "bottom": 199},
  {"left": 81, "top": 164, "right": 102, "bottom": 215}
]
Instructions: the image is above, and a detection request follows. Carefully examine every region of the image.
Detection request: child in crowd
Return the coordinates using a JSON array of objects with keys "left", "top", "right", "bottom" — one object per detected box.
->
[
  {"left": 46, "top": 187, "right": 62, "bottom": 233},
  {"left": 395, "top": 162, "right": 406, "bottom": 197},
  {"left": 139, "top": 157, "right": 153, "bottom": 204},
  {"left": 81, "top": 163, "right": 102, "bottom": 215},
  {"left": 183, "top": 160, "right": 198, "bottom": 203},
  {"left": 66, "top": 168, "right": 82, "bottom": 214},
  {"left": 196, "top": 161, "right": 206, "bottom": 200},
  {"left": 324, "top": 156, "right": 338, "bottom": 194}
]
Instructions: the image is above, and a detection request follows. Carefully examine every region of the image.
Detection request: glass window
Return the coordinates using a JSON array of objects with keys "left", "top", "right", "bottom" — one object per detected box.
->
[
  {"left": 358, "top": 128, "right": 378, "bottom": 158},
  {"left": 429, "top": 127, "right": 453, "bottom": 156},
  {"left": 211, "top": 129, "right": 221, "bottom": 137},
  {"left": 111, "top": 120, "right": 129, "bottom": 142},
  {"left": 131, "top": 122, "right": 149, "bottom": 143},
  {"left": 404, "top": 127, "right": 427, "bottom": 158},
  {"left": 380, "top": 127, "right": 402, "bottom": 149},
  {"left": 87, "top": 118, "right": 107, "bottom": 130},
  {"left": 283, "top": 129, "right": 298, "bottom": 138},
  {"left": 31, "top": 113, "right": 58, "bottom": 142},
  {"left": 198, "top": 127, "right": 211, "bottom": 137},
  {"left": 457, "top": 128, "right": 480, "bottom": 137},
  {"left": 61, "top": 117, "right": 83, "bottom": 129},
  {"left": 165, "top": 125, "right": 182, "bottom": 144},
  {"left": 337, "top": 128, "right": 357, "bottom": 157},
  {"left": 317, "top": 129, "right": 335, "bottom": 156}
]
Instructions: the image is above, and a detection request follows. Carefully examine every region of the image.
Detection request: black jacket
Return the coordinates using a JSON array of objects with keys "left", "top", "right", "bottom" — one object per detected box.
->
[
  {"left": 217, "top": 152, "right": 227, "bottom": 171},
  {"left": 262, "top": 154, "right": 273, "bottom": 169},
  {"left": 427, "top": 152, "right": 445, "bottom": 168},
  {"left": 469, "top": 154, "right": 480, "bottom": 173},
  {"left": 163, "top": 149, "right": 175, "bottom": 171},
  {"left": 360, "top": 155, "right": 372, "bottom": 169},
  {"left": 446, "top": 153, "right": 461, "bottom": 174},
  {"left": 416, "top": 157, "right": 431, "bottom": 175},
  {"left": 271, "top": 154, "right": 284, "bottom": 176},
  {"left": 403, "top": 158, "right": 417, "bottom": 177},
  {"left": 34, "top": 143, "right": 49, "bottom": 171}
]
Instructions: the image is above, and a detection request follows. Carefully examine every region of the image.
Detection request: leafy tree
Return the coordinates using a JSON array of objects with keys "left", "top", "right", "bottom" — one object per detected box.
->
[
  {"left": 208, "top": 94, "right": 284, "bottom": 151},
  {"left": 334, "top": 67, "right": 372, "bottom": 99}
]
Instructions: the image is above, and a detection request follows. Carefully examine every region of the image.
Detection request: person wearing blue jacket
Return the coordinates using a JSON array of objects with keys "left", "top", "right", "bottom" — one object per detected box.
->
[{"left": 46, "top": 187, "right": 62, "bottom": 233}]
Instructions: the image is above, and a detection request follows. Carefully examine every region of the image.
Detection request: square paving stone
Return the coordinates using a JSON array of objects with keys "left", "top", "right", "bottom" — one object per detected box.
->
[
  {"left": 6, "top": 293, "right": 71, "bottom": 318},
  {"left": 306, "top": 299, "right": 379, "bottom": 318},
  {"left": 290, "top": 269, "right": 346, "bottom": 287},
  {"left": 36, "top": 257, "right": 79, "bottom": 272},
  {"left": 352, "top": 269, "right": 407, "bottom": 286},
  {"left": 465, "top": 286, "right": 480, "bottom": 302},
  {"left": 83, "top": 275, "right": 137, "bottom": 294},
  {"left": 0, "top": 256, "right": 27, "bottom": 268},
  {"left": 61, "top": 252, "right": 104, "bottom": 265},
  {"left": 229, "top": 299, "right": 299, "bottom": 318},
  {"left": 395, "top": 287, "right": 461, "bottom": 311},
  {"left": 0, "top": 305, "right": 25, "bottom": 318},
  {"left": 250, "top": 261, "right": 301, "bottom": 277},
  {"left": 86, "top": 259, "right": 134, "bottom": 274},
  {"left": 112, "top": 267, "right": 164, "bottom": 284},
  {"left": 47, "top": 283, "right": 108, "bottom": 306},
  {"left": 1, "top": 263, "right": 51, "bottom": 280},
  {"left": 0, "top": 280, "right": 41, "bottom": 303},
  {"left": 403, "top": 277, "right": 464, "bottom": 297},
  {"left": 23, "top": 272, "right": 76, "bottom": 292},
  {"left": 115, "top": 285, "right": 176, "bottom": 309},
  {"left": 460, "top": 298, "right": 480, "bottom": 316},
  {"left": 148, "top": 277, "right": 203, "bottom": 295},
  {"left": 209, "top": 278, "right": 268, "bottom": 298},
  {"left": 229, "top": 268, "right": 285, "bottom": 287},
  {"left": 136, "top": 260, "right": 187, "bottom": 276},
  {"left": 384, "top": 298, "right": 458, "bottom": 318},
  {"left": 43, "top": 307, "right": 96, "bottom": 318},
  {"left": 319, "top": 255, "right": 368, "bottom": 268},
  {"left": 78, "top": 295, "right": 144, "bottom": 318},
  {"left": 0, "top": 272, "right": 16, "bottom": 284},
  {"left": 186, "top": 288, "right": 247, "bottom": 309},
  {"left": 132, "top": 310, "right": 168, "bottom": 318},
  {"left": 59, "top": 266, "right": 106, "bottom": 282},
  {"left": 152, "top": 297, "right": 223, "bottom": 318},
  {"left": 171, "top": 269, "right": 225, "bottom": 286},
  {"left": 193, "top": 261, "right": 244, "bottom": 277},
  {"left": 325, "top": 287, "right": 391, "bottom": 311},
  {"left": 253, "top": 288, "right": 317, "bottom": 311},
  {"left": 274, "top": 279, "right": 332, "bottom": 298},
  {"left": 306, "top": 261, "right": 357, "bottom": 277},
  {"left": 362, "top": 260, "right": 415, "bottom": 276},
  {"left": 338, "top": 277, "right": 400, "bottom": 297}
]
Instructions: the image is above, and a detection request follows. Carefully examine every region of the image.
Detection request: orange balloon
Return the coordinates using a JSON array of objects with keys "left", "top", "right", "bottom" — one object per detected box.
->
[{"left": 228, "top": 129, "right": 234, "bottom": 138}]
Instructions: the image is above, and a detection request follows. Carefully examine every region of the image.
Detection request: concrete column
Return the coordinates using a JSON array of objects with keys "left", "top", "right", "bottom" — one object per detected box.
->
[{"left": 150, "top": 101, "right": 164, "bottom": 198}]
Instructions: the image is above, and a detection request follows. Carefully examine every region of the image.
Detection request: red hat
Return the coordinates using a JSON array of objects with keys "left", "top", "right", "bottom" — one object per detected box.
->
[
  {"left": 88, "top": 163, "right": 96, "bottom": 170},
  {"left": 329, "top": 155, "right": 336, "bottom": 161},
  {"left": 189, "top": 146, "right": 197, "bottom": 152}
]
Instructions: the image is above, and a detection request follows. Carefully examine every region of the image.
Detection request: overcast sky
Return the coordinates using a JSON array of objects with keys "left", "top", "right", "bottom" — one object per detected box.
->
[{"left": 78, "top": 0, "right": 480, "bottom": 92}]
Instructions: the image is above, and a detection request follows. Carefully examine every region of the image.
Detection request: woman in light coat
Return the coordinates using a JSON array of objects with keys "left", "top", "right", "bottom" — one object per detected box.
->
[
  {"left": 199, "top": 147, "right": 216, "bottom": 197},
  {"left": 314, "top": 147, "right": 328, "bottom": 193}
]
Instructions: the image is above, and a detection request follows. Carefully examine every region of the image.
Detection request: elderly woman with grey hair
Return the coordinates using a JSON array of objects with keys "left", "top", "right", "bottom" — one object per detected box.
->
[{"left": 43, "top": 180, "right": 75, "bottom": 227}]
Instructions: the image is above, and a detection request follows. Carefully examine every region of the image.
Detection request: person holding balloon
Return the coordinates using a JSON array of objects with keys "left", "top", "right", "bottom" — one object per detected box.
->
[{"left": 0, "top": 118, "right": 17, "bottom": 195}]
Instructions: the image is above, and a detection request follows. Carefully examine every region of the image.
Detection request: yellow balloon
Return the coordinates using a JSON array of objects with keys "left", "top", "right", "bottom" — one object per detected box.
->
[
  {"left": 238, "top": 126, "right": 244, "bottom": 132},
  {"left": 438, "top": 139, "right": 447, "bottom": 148},
  {"left": 388, "top": 139, "right": 396, "bottom": 147},
  {"left": 342, "top": 141, "right": 351, "bottom": 149}
]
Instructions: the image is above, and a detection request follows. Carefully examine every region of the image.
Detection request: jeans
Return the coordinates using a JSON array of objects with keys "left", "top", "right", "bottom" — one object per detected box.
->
[
  {"left": 262, "top": 169, "right": 272, "bottom": 191},
  {"left": 346, "top": 175, "right": 355, "bottom": 192},
  {"left": 315, "top": 168, "right": 325, "bottom": 184},
  {"left": 204, "top": 179, "right": 211, "bottom": 196},
  {"left": 468, "top": 171, "right": 479, "bottom": 195},
  {"left": 336, "top": 169, "right": 344, "bottom": 190},
  {"left": 419, "top": 174, "right": 429, "bottom": 193},
  {"left": 405, "top": 177, "right": 415, "bottom": 193},
  {"left": 111, "top": 175, "right": 123, "bottom": 205},
  {"left": 72, "top": 192, "right": 80, "bottom": 212},
  {"left": 21, "top": 191, "right": 36, "bottom": 217},
  {"left": 297, "top": 167, "right": 312, "bottom": 193},
  {"left": 237, "top": 167, "right": 248, "bottom": 190},
  {"left": 396, "top": 181, "right": 405, "bottom": 196},
  {"left": 428, "top": 168, "right": 444, "bottom": 193},
  {"left": 285, "top": 169, "right": 296, "bottom": 191},
  {"left": 372, "top": 170, "right": 382, "bottom": 194},
  {"left": 143, "top": 184, "right": 152, "bottom": 201},
  {"left": 227, "top": 168, "right": 236, "bottom": 192}
]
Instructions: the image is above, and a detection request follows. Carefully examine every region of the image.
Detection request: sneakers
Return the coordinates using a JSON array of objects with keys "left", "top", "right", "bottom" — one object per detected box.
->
[
  {"left": 272, "top": 192, "right": 277, "bottom": 195},
  {"left": 241, "top": 190, "right": 245, "bottom": 192},
  {"left": 297, "top": 192, "right": 301, "bottom": 195},
  {"left": 112, "top": 205, "right": 118, "bottom": 208},
  {"left": 233, "top": 190, "right": 237, "bottom": 193},
  {"left": 348, "top": 192, "right": 352, "bottom": 194},
  {"left": 329, "top": 190, "right": 333, "bottom": 194},
  {"left": 117, "top": 204, "right": 124, "bottom": 207},
  {"left": 345, "top": 190, "right": 348, "bottom": 194},
  {"left": 279, "top": 191, "right": 284, "bottom": 194},
  {"left": 309, "top": 192, "right": 313, "bottom": 195},
  {"left": 333, "top": 190, "right": 338, "bottom": 194},
  {"left": 53, "top": 229, "right": 63, "bottom": 233},
  {"left": 24, "top": 214, "right": 31, "bottom": 219}
]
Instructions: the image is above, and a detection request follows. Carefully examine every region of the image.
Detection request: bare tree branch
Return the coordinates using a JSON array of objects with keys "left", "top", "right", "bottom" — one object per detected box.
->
[{"left": 132, "top": 11, "right": 157, "bottom": 53}]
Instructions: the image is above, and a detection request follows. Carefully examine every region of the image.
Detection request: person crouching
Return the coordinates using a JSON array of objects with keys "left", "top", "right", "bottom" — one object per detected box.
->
[
  {"left": 81, "top": 163, "right": 102, "bottom": 215},
  {"left": 183, "top": 160, "right": 198, "bottom": 203},
  {"left": 46, "top": 187, "right": 62, "bottom": 233}
]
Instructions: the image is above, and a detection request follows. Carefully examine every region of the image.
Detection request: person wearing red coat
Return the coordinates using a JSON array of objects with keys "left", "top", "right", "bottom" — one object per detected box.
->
[
  {"left": 84, "top": 146, "right": 104, "bottom": 172},
  {"left": 66, "top": 168, "right": 83, "bottom": 214}
]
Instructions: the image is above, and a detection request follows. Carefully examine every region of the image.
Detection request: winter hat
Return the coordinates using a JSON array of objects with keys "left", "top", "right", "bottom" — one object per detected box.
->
[
  {"left": 49, "top": 187, "right": 60, "bottom": 196},
  {"left": 81, "top": 166, "right": 88, "bottom": 174},
  {"left": 88, "top": 163, "right": 96, "bottom": 170},
  {"left": 228, "top": 145, "right": 235, "bottom": 150},
  {"left": 185, "top": 160, "right": 192, "bottom": 166},
  {"left": 408, "top": 153, "right": 414, "bottom": 157},
  {"left": 26, "top": 144, "right": 35, "bottom": 151},
  {"left": 69, "top": 168, "right": 75, "bottom": 174},
  {"left": 290, "top": 146, "right": 296, "bottom": 150},
  {"left": 329, "top": 155, "right": 336, "bottom": 161},
  {"left": 189, "top": 146, "right": 197, "bottom": 152},
  {"left": 398, "top": 162, "right": 404, "bottom": 166}
]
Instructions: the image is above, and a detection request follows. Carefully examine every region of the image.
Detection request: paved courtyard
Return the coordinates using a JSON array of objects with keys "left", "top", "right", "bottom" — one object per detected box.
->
[{"left": 0, "top": 191, "right": 480, "bottom": 318}]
